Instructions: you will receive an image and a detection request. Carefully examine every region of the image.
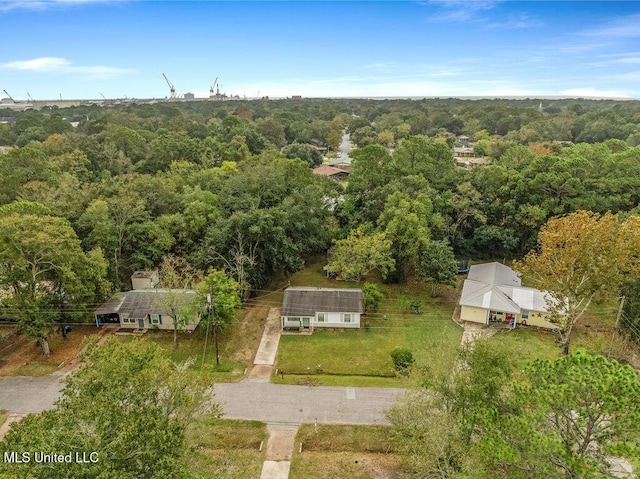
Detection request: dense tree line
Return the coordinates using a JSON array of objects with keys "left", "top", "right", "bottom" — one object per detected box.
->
[{"left": 1, "top": 98, "right": 639, "bottom": 344}]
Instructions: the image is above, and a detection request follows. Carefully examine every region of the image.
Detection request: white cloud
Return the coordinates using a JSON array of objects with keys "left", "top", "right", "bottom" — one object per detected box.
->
[
  {"left": 588, "top": 54, "right": 640, "bottom": 67},
  {"left": 0, "top": 0, "right": 128, "bottom": 12},
  {"left": 484, "top": 13, "right": 543, "bottom": 30},
  {"left": 1, "top": 56, "right": 135, "bottom": 78},
  {"left": 584, "top": 13, "right": 640, "bottom": 38}
]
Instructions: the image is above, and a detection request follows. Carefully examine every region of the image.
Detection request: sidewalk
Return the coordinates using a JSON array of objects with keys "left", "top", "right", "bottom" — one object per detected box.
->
[{"left": 246, "top": 307, "right": 281, "bottom": 382}]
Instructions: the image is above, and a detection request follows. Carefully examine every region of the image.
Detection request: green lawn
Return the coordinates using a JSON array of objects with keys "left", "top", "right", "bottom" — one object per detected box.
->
[
  {"left": 274, "top": 256, "right": 463, "bottom": 387},
  {"left": 127, "top": 302, "right": 270, "bottom": 383},
  {"left": 186, "top": 418, "right": 267, "bottom": 479},
  {"left": 488, "top": 327, "right": 562, "bottom": 370}
]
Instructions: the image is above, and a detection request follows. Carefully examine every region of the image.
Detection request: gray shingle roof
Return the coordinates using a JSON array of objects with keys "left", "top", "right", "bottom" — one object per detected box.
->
[
  {"left": 95, "top": 289, "right": 198, "bottom": 319},
  {"left": 460, "top": 263, "right": 553, "bottom": 314},
  {"left": 281, "top": 287, "right": 362, "bottom": 317},
  {"left": 467, "top": 262, "right": 521, "bottom": 287}
]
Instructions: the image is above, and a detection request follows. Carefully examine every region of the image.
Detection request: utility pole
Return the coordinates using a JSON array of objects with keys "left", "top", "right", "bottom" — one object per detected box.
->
[
  {"left": 214, "top": 307, "right": 220, "bottom": 366},
  {"left": 608, "top": 295, "right": 626, "bottom": 359},
  {"left": 201, "top": 294, "right": 212, "bottom": 370}
]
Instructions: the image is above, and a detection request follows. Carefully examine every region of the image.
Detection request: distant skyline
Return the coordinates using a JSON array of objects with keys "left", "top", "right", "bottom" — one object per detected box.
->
[{"left": 1, "top": 0, "right": 640, "bottom": 100}]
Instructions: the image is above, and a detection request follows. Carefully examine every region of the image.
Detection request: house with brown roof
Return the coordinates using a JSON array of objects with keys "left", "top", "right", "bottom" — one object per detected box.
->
[
  {"left": 281, "top": 287, "right": 362, "bottom": 331},
  {"left": 313, "top": 164, "right": 350, "bottom": 181}
]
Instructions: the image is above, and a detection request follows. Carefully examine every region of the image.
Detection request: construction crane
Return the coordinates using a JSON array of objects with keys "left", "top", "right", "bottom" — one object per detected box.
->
[
  {"left": 99, "top": 92, "right": 106, "bottom": 100},
  {"left": 26, "top": 92, "right": 35, "bottom": 102},
  {"left": 209, "top": 77, "right": 218, "bottom": 99},
  {"left": 2, "top": 90, "right": 15, "bottom": 102},
  {"left": 162, "top": 73, "right": 176, "bottom": 101}
]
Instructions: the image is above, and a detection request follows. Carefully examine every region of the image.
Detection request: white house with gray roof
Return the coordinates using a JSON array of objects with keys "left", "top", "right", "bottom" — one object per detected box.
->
[
  {"left": 281, "top": 287, "right": 362, "bottom": 331},
  {"left": 459, "top": 262, "right": 558, "bottom": 330},
  {"left": 95, "top": 289, "right": 200, "bottom": 331}
]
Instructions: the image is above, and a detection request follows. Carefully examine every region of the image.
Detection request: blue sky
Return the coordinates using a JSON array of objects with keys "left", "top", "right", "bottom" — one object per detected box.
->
[{"left": 1, "top": 0, "right": 640, "bottom": 100}]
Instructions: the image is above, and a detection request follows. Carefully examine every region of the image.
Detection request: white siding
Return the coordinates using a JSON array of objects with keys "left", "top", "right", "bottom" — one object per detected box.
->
[{"left": 312, "top": 312, "right": 360, "bottom": 328}]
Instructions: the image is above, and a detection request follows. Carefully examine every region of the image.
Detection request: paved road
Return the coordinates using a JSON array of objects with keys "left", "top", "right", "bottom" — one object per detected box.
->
[
  {"left": 0, "top": 373, "right": 66, "bottom": 414},
  {"left": 213, "top": 382, "right": 405, "bottom": 425},
  {"left": 338, "top": 132, "right": 352, "bottom": 159}
]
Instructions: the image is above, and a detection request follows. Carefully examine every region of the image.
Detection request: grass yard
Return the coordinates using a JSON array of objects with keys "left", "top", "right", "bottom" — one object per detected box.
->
[
  {"left": 274, "top": 256, "right": 463, "bottom": 387},
  {"left": 289, "top": 424, "right": 400, "bottom": 479},
  {"left": 129, "top": 301, "right": 271, "bottom": 383},
  {"left": 186, "top": 418, "right": 267, "bottom": 478},
  {"left": 488, "top": 327, "right": 562, "bottom": 369}
]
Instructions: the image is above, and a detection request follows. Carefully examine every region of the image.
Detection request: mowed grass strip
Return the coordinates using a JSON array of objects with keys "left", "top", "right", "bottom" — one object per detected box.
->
[
  {"left": 290, "top": 424, "right": 399, "bottom": 479},
  {"left": 186, "top": 418, "right": 266, "bottom": 478}
]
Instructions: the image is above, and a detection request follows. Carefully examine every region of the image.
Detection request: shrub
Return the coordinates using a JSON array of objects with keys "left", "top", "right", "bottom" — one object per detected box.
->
[{"left": 391, "top": 347, "right": 414, "bottom": 372}]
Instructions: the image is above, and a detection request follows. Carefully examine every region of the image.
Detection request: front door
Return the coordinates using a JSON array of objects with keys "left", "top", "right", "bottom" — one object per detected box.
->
[
  {"left": 138, "top": 319, "right": 145, "bottom": 329},
  {"left": 302, "top": 317, "right": 310, "bottom": 329}
]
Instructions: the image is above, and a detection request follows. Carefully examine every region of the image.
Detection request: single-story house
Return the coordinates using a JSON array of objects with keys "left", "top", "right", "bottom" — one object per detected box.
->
[
  {"left": 453, "top": 146, "right": 475, "bottom": 158},
  {"left": 281, "top": 287, "right": 362, "bottom": 331},
  {"left": 459, "top": 262, "right": 558, "bottom": 330},
  {"left": 95, "top": 289, "right": 200, "bottom": 331},
  {"left": 313, "top": 164, "right": 350, "bottom": 181}
]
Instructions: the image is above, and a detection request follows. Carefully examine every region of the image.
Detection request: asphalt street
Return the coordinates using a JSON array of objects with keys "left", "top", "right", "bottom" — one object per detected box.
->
[
  {"left": 0, "top": 373, "right": 66, "bottom": 414},
  {"left": 212, "top": 381, "right": 406, "bottom": 425}
]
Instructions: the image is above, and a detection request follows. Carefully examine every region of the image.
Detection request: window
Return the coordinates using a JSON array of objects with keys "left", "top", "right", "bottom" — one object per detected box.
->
[
  {"left": 122, "top": 317, "right": 134, "bottom": 324},
  {"left": 522, "top": 310, "right": 529, "bottom": 320},
  {"left": 317, "top": 313, "right": 325, "bottom": 322},
  {"left": 150, "top": 314, "right": 161, "bottom": 325},
  {"left": 343, "top": 313, "right": 352, "bottom": 323}
]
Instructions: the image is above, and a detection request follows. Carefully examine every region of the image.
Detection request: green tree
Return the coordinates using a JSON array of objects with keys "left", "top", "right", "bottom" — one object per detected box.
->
[
  {"left": 388, "top": 341, "right": 512, "bottom": 479},
  {"left": 361, "top": 282, "right": 383, "bottom": 313},
  {"left": 196, "top": 270, "right": 241, "bottom": 365},
  {"left": 516, "top": 211, "right": 640, "bottom": 355},
  {"left": 0, "top": 146, "right": 57, "bottom": 203},
  {"left": 0, "top": 338, "right": 219, "bottom": 479},
  {"left": 196, "top": 269, "right": 241, "bottom": 328},
  {"left": 480, "top": 352, "right": 640, "bottom": 479},
  {"left": 377, "top": 191, "right": 433, "bottom": 282},
  {"left": 325, "top": 228, "right": 395, "bottom": 282},
  {"left": 282, "top": 143, "right": 323, "bottom": 168},
  {"left": 0, "top": 202, "right": 109, "bottom": 355},
  {"left": 157, "top": 254, "right": 203, "bottom": 348},
  {"left": 418, "top": 240, "right": 457, "bottom": 297}
]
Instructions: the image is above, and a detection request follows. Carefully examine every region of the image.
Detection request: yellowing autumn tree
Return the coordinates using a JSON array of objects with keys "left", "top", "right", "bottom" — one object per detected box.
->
[{"left": 516, "top": 211, "right": 640, "bottom": 355}]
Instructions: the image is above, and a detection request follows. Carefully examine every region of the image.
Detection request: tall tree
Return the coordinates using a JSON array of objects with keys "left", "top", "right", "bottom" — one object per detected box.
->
[
  {"left": 325, "top": 227, "right": 395, "bottom": 282},
  {"left": 418, "top": 240, "right": 458, "bottom": 297},
  {"left": 0, "top": 201, "right": 109, "bottom": 355},
  {"left": 377, "top": 191, "right": 434, "bottom": 282},
  {"left": 516, "top": 211, "right": 640, "bottom": 355}
]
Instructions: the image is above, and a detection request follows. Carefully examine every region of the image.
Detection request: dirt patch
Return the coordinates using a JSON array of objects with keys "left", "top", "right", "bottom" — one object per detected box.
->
[{"left": 0, "top": 325, "right": 113, "bottom": 376}]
